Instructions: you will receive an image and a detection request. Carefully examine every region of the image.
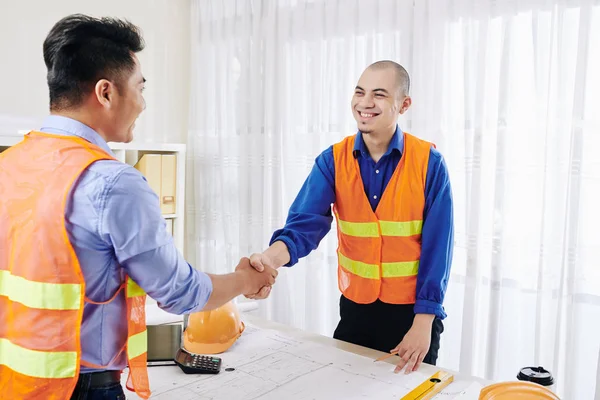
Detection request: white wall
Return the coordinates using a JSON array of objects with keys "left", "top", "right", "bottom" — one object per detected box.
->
[{"left": 0, "top": 0, "right": 191, "bottom": 144}]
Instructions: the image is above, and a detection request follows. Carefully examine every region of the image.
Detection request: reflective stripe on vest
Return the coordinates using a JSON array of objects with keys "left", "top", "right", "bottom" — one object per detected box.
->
[
  {"left": 0, "top": 270, "right": 81, "bottom": 310},
  {"left": 0, "top": 338, "right": 77, "bottom": 379},
  {"left": 127, "top": 330, "right": 148, "bottom": 360},
  {"left": 337, "top": 219, "right": 423, "bottom": 238},
  {"left": 125, "top": 279, "right": 147, "bottom": 360},
  {"left": 338, "top": 252, "right": 420, "bottom": 279},
  {"left": 126, "top": 278, "right": 146, "bottom": 298}
]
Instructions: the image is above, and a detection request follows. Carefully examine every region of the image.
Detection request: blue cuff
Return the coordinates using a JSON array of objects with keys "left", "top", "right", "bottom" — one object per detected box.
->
[
  {"left": 269, "top": 235, "right": 298, "bottom": 267},
  {"left": 414, "top": 299, "right": 447, "bottom": 319},
  {"left": 189, "top": 271, "right": 213, "bottom": 313}
]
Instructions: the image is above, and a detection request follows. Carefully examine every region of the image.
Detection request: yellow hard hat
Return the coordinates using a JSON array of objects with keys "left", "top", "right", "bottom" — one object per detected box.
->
[
  {"left": 479, "top": 381, "right": 560, "bottom": 399},
  {"left": 182, "top": 301, "right": 245, "bottom": 354}
]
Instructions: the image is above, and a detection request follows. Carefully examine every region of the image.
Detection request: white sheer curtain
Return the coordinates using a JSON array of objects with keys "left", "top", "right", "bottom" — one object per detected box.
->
[{"left": 187, "top": 0, "right": 600, "bottom": 398}]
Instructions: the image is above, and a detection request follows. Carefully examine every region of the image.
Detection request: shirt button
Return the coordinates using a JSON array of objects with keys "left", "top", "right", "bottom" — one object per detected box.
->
[
  {"left": 373, "top": 195, "right": 378, "bottom": 199},
  {"left": 375, "top": 170, "right": 380, "bottom": 174}
]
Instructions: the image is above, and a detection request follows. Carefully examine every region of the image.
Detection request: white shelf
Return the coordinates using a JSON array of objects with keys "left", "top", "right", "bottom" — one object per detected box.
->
[{"left": 163, "top": 214, "right": 178, "bottom": 219}]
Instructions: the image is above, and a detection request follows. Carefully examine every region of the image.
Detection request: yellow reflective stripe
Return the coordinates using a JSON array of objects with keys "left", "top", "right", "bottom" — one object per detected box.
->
[
  {"left": 127, "top": 330, "right": 147, "bottom": 360},
  {"left": 0, "top": 338, "right": 77, "bottom": 379},
  {"left": 379, "top": 220, "right": 423, "bottom": 236},
  {"left": 0, "top": 270, "right": 81, "bottom": 310},
  {"left": 337, "top": 219, "right": 423, "bottom": 238},
  {"left": 382, "top": 261, "right": 420, "bottom": 277},
  {"left": 126, "top": 278, "right": 145, "bottom": 298},
  {"left": 338, "top": 252, "right": 379, "bottom": 279},
  {"left": 337, "top": 219, "right": 379, "bottom": 237}
]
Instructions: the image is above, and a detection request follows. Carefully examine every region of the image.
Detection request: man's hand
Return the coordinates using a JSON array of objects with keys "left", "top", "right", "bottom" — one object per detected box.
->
[
  {"left": 391, "top": 314, "right": 434, "bottom": 374},
  {"left": 245, "top": 252, "right": 276, "bottom": 299},
  {"left": 234, "top": 257, "right": 278, "bottom": 296},
  {"left": 244, "top": 242, "right": 290, "bottom": 299}
]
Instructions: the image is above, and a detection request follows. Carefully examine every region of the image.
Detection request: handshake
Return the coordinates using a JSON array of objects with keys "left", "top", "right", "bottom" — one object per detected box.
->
[{"left": 234, "top": 253, "right": 277, "bottom": 300}]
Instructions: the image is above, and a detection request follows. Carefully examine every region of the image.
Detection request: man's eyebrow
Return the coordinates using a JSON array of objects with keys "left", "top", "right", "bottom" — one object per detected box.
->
[
  {"left": 354, "top": 86, "right": 389, "bottom": 94},
  {"left": 373, "top": 88, "right": 389, "bottom": 94}
]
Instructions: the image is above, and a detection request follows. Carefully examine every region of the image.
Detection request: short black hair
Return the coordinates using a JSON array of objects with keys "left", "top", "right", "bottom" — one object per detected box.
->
[
  {"left": 368, "top": 60, "right": 410, "bottom": 96},
  {"left": 43, "top": 14, "right": 145, "bottom": 111}
]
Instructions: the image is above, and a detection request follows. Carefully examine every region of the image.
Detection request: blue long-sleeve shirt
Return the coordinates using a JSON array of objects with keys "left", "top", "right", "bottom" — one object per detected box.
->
[
  {"left": 270, "top": 126, "right": 453, "bottom": 319},
  {"left": 39, "top": 115, "right": 213, "bottom": 372}
]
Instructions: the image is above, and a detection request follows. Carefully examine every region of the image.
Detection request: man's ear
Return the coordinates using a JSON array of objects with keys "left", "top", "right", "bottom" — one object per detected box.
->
[
  {"left": 94, "top": 79, "right": 115, "bottom": 108},
  {"left": 399, "top": 96, "right": 412, "bottom": 114}
]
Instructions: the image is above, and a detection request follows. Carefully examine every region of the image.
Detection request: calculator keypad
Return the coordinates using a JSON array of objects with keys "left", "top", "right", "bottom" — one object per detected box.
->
[
  {"left": 175, "top": 348, "right": 222, "bottom": 374},
  {"left": 189, "top": 356, "right": 220, "bottom": 371}
]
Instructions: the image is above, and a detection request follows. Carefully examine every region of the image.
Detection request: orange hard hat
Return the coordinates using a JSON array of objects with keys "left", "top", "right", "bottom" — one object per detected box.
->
[
  {"left": 182, "top": 301, "right": 245, "bottom": 354},
  {"left": 479, "top": 381, "right": 560, "bottom": 399}
]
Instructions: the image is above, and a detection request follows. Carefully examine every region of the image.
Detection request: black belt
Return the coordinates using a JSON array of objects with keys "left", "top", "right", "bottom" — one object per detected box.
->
[{"left": 79, "top": 370, "right": 121, "bottom": 388}]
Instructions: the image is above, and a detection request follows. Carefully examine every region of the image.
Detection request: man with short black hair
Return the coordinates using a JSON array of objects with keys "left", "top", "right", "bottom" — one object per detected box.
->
[
  {"left": 249, "top": 60, "right": 453, "bottom": 375},
  {"left": 0, "top": 14, "right": 277, "bottom": 400}
]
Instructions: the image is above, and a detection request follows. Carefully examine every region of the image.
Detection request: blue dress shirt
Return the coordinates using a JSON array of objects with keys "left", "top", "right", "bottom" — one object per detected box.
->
[
  {"left": 270, "top": 126, "right": 453, "bottom": 319},
  {"left": 39, "top": 116, "right": 213, "bottom": 372}
]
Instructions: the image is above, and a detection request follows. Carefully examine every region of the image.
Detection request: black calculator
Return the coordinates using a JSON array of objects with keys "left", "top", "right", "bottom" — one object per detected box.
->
[{"left": 174, "top": 347, "right": 222, "bottom": 374}]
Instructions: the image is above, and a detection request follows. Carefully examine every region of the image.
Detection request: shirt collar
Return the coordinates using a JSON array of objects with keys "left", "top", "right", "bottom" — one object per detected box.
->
[
  {"left": 353, "top": 125, "right": 404, "bottom": 159},
  {"left": 39, "top": 115, "right": 115, "bottom": 156}
]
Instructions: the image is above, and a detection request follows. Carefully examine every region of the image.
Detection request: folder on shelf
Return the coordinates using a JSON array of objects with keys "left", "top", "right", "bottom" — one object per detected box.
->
[
  {"left": 135, "top": 154, "right": 161, "bottom": 199},
  {"left": 134, "top": 154, "right": 177, "bottom": 215}
]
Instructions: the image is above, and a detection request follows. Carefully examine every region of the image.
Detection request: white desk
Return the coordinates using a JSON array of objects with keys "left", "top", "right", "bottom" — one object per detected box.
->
[{"left": 121, "top": 308, "right": 490, "bottom": 399}]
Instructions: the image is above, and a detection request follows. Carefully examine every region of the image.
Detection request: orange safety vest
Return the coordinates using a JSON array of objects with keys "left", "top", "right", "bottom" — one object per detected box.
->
[
  {"left": 0, "top": 132, "right": 151, "bottom": 399},
  {"left": 332, "top": 132, "right": 432, "bottom": 304}
]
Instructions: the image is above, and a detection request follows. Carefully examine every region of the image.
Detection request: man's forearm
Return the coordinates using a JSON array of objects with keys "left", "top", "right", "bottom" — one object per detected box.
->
[
  {"left": 202, "top": 273, "right": 246, "bottom": 311},
  {"left": 413, "top": 313, "right": 435, "bottom": 326},
  {"left": 263, "top": 240, "right": 291, "bottom": 268}
]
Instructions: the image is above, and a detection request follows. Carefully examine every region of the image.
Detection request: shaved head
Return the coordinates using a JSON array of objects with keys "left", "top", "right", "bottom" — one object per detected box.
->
[{"left": 367, "top": 60, "right": 410, "bottom": 97}]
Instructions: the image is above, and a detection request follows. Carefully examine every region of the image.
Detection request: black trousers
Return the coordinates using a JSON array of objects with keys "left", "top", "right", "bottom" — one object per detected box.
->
[
  {"left": 69, "top": 371, "right": 125, "bottom": 400},
  {"left": 333, "top": 295, "right": 444, "bottom": 365}
]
